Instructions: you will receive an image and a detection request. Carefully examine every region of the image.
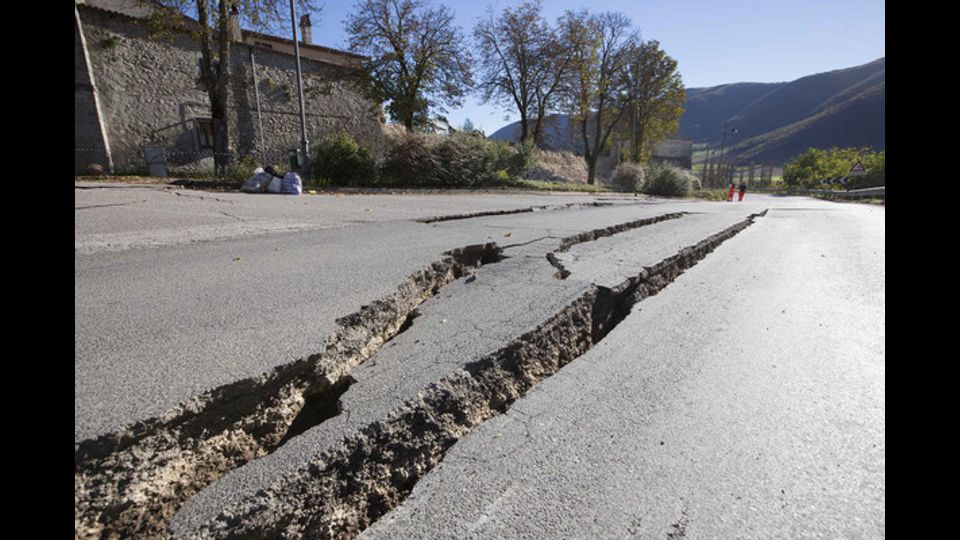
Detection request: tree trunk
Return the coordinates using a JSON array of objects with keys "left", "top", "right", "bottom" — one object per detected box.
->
[
  {"left": 586, "top": 156, "right": 597, "bottom": 185},
  {"left": 214, "top": 0, "right": 233, "bottom": 176},
  {"left": 532, "top": 115, "right": 544, "bottom": 147},
  {"left": 519, "top": 114, "right": 529, "bottom": 145},
  {"left": 579, "top": 116, "right": 594, "bottom": 185},
  {"left": 213, "top": 117, "right": 229, "bottom": 175}
]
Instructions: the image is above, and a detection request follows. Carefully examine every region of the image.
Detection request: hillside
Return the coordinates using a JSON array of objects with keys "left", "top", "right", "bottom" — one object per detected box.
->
[
  {"left": 489, "top": 114, "right": 581, "bottom": 152},
  {"left": 726, "top": 80, "right": 885, "bottom": 165},
  {"left": 490, "top": 57, "right": 885, "bottom": 167},
  {"left": 680, "top": 82, "right": 785, "bottom": 142},
  {"left": 681, "top": 57, "right": 884, "bottom": 165}
]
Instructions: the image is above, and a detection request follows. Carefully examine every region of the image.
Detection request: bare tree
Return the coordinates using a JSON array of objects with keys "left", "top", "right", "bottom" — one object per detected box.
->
[
  {"left": 559, "top": 10, "right": 637, "bottom": 184},
  {"left": 530, "top": 28, "right": 575, "bottom": 146},
  {"left": 473, "top": 1, "right": 571, "bottom": 146},
  {"left": 346, "top": 0, "right": 473, "bottom": 132}
]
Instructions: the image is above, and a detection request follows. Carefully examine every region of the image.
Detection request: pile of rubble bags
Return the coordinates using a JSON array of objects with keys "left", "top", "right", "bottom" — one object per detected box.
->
[{"left": 242, "top": 167, "right": 302, "bottom": 195}]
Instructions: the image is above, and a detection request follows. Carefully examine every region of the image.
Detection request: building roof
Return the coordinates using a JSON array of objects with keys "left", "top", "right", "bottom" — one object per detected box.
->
[
  {"left": 76, "top": 0, "right": 366, "bottom": 69},
  {"left": 242, "top": 30, "right": 364, "bottom": 69}
]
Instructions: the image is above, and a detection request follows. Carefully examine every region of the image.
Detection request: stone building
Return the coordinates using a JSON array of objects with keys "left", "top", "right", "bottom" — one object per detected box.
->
[
  {"left": 75, "top": 0, "right": 383, "bottom": 175},
  {"left": 650, "top": 139, "right": 693, "bottom": 170}
]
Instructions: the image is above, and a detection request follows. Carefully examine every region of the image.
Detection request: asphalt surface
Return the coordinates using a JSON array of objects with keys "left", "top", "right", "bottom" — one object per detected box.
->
[
  {"left": 75, "top": 184, "right": 884, "bottom": 537},
  {"left": 169, "top": 208, "right": 760, "bottom": 534},
  {"left": 75, "top": 182, "right": 640, "bottom": 255},
  {"left": 361, "top": 201, "right": 885, "bottom": 539},
  {"left": 74, "top": 186, "right": 717, "bottom": 443}
]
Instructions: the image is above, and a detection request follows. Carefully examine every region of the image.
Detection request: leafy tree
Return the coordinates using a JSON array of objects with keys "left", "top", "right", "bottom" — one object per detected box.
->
[
  {"left": 783, "top": 146, "right": 884, "bottom": 188},
  {"left": 473, "top": 1, "right": 571, "bottom": 145},
  {"left": 620, "top": 40, "right": 685, "bottom": 163},
  {"left": 558, "top": 10, "right": 636, "bottom": 184},
  {"left": 848, "top": 152, "right": 884, "bottom": 189},
  {"left": 346, "top": 0, "right": 474, "bottom": 132}
]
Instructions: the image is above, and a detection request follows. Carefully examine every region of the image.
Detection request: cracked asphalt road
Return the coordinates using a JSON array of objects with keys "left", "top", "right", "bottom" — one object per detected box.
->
[
  {"left": 361, "top": 199, "right": 884, "bottom": 539},
  {"left": 75, "top": 184, "right": 883, "bottom": 538}
]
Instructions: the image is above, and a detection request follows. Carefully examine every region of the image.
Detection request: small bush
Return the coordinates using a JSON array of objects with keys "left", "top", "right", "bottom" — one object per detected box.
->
[
  {"left": 432, "top": 136, "right": 492, "bottom": 187},
  {"left": 380, "top": 132, "right": 529, "bottom": 188},
  {"left": 313, "top": 134, "right": 377, "bottom": 186},
  {"left": 229, "top": 155, "right": 261, "bottom": 181},
  {"left": 451, "top": 133, "right": 536, "bottom": 179},
  {"left": 379, "top": 133, "right": 435, "bottom": 187},
  {"left": 846, "top": 161, "right": 885, "bottom": 189},
  {"left": 690, "top": 174, "right": 703, "bottom": 191},
  {"left": 611, "top": 162, "right": 645, "bottom": 192},
  {"left": 642, "top": 164, "right": 695, "bottom": 197},
  {"left": 509, "top": 140, "right": 538, "bottom": 179}
]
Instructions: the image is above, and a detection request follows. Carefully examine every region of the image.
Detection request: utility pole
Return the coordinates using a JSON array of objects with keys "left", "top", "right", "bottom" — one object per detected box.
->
[
  {"left": 289, "top": 0, "right": 310, "bottom": 177},
  {"left": 701, "top": 150, "right": 713, "bottom": 186},
  {"left": 717, "top": 121, "right": 737, "bottom": 185},
  {"left": 249, "top": 47, "right": 266, "bottom": 163}
]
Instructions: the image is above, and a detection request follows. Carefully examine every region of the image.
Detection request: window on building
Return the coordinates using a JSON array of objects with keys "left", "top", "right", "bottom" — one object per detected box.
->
[{"left": 196, "top": 119, "right": 215, "bottom": 149}]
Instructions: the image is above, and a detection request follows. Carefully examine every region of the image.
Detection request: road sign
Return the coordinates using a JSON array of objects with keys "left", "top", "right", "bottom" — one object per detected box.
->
[{"left": 850, "top": 161, "right": 866, "bottom": 176}]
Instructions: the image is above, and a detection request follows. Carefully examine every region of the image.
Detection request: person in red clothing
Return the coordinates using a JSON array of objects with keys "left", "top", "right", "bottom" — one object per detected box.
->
[
  {"left": 738, "top": 182, "right": 747, "bottom": 201},
  {"left": 727, "top": 181, "right": 736, "bottom": 202}
]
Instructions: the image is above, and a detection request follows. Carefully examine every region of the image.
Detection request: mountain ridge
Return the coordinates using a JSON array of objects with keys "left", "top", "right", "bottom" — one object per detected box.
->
[{"left": 489, "top": 57, "right": 884, "bottom": 166}]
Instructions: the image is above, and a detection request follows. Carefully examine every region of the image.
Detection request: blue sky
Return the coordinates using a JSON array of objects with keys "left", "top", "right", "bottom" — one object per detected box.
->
[{"left": 302, "top": 0, "right": 885, "bottom": 134}]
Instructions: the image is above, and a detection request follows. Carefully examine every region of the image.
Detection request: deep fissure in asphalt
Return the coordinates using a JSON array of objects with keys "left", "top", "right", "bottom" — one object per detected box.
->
[
  {"left": 179, "top": 210, "right": 767, "bottom": 539},
  {"left": 417, "top": 201, "right": 626, "bottom": 224},
  {"left": 547, "top": 212, "right": 687, "bottom": 279},
  {"left": 276, "top": 376, "right": 356, "bottom": 448},
  {"left": 74, "top": 243, "right": 504, "bottom": 540},
  {"left": 75, "top": 210, "right": 766, "bottom": 539}
]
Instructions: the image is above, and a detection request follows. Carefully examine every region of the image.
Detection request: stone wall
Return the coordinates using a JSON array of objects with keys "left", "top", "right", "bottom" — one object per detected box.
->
[
  {"left": 75, "top": 6, "right": 113, "bottom": 173},
  {"left": 76, "top": 5, "right": 383, "bottom": 174}
]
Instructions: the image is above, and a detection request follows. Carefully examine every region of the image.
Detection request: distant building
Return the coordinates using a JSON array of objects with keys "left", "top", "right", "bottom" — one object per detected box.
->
[
  {"left": 75, "top": 0, "right": 383, "bottom": 174},
  {"left": 650, "top": 139, "right": 693, "bottom": 170}
]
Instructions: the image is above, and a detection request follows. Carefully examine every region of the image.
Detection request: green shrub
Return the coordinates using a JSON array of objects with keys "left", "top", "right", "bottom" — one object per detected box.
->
[
  {"left": 642, "top": 163, "right": 694, "bottom": 197},
  {"left": 611, "top": 162, "right": 645, "bottom": 192},
  {"left": 313, "top": 133, "right": 377, "bottom": 186},
  {"left": 380, "top": 133, "right": 529, "bottom": 188},
  {"left": 846, "top": 158, "right": 885, "bottom": 189},
  {"left": 451, "top": 133, "right": 536, "bottom": 179},
  {"left": 229, "top": 155, "right": 261, "bottom": 181},
  {"left": 509, "top": 140, "right": 538, "bottom": 179},
  {"left": 379, "top": 133, "right": 435, "bottom": 187},
  {"left": 432, "top": 136, "right": 492, "bottom": 187},
  {"left": 784, "top": 147, "right": 883, "bottom": 189}
]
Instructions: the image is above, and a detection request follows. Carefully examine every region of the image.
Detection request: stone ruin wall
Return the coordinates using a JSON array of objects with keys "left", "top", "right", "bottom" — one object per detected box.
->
[{"left": 76, "top": 6, "right": 384, "bottom": 174}]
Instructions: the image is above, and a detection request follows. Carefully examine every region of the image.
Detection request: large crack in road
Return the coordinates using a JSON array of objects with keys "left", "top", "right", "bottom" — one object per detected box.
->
[
  {"left": 75, "top": 209, "right": 766, "bottom": 539},
  {"left": 74, "top": 244, "right": 504, "bottom": 539}
]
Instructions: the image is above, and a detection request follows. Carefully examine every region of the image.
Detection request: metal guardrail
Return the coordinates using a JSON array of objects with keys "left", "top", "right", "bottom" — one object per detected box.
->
[
  {"left": 753, "top": 186, "right": 884, "bottom": 199},
  {"left": 795, "top": 187, "right": 885, "bottom": 199}
]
